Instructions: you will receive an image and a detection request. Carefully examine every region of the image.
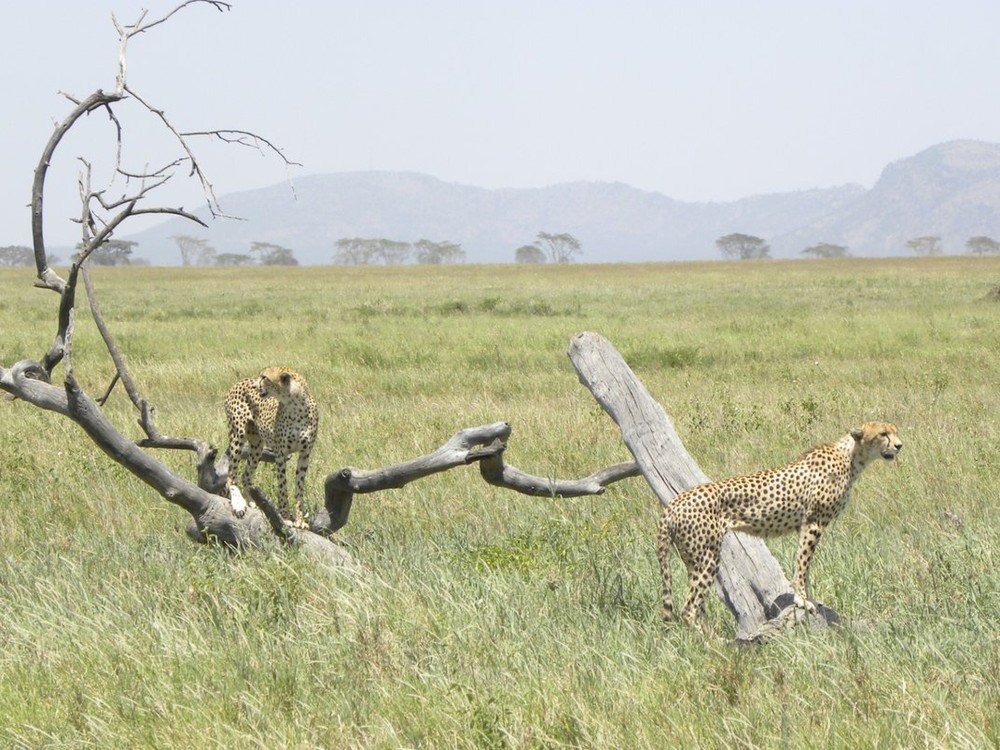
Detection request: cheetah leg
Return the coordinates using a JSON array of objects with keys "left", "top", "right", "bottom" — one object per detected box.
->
[
  {"left": 680, "top": 547, "right": 721, "bottom": 631},
  {"left": 274, "top": 452, "right": 290, "bottom": 521},
  {"left": 242, "top": 434, "right": 263, "bottom": 501},
  {"left": 657, "top": 511, "right": 675, "bottom": 623},
  {"left": 224, "top": 433, "right": 247, "bottom": 517},
  {"left": 792, "top": 521, "right": 825, "bottom": 612},
  {"left": 291, "top": 445, "right": 312, "bottom": 529}
]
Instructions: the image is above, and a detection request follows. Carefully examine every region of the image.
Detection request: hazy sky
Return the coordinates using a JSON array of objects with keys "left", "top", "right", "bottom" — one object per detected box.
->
[{"left": 2, "top": 0, "right": 999, "bottom": 248}]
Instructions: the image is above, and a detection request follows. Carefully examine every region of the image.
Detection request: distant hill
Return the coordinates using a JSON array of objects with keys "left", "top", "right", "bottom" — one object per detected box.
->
[
  {"left": 125, "top": 140, "right": 1000, "bottom": 264},
  {"left": 771, "top": 140, "right": 1000, "bottom": 256}
]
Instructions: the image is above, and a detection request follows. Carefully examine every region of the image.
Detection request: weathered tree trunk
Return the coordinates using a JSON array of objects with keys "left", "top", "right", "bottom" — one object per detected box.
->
[{"left": 568, "top": 331, "right": 838, "bottom": 642}]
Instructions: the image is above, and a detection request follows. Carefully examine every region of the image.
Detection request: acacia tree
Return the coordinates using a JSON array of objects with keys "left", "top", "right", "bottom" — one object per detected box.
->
[
  {"left": 414, "top": 239, "right": 464, "bottom": 264},
  {"left": 966, "top": 235, "right": 1000, "bottom": 255},
  {"left": 215, "top": 252, "right": 253, "bottom": 266},
  {"left": 172, "top": 234, "right": 216, "bottom": 265},
  {"left": 373, "top": 238, "right": 411, "bottom": 265},
  {"left": 332, "top": 237, "right": 374, "bottom": 265},
  {"left": 717, "top": 233, "right": 770, "bottom": 260},
  {"left": 515, "top": 244, "right": 546, "bottom": 264},
  {"left": 80, "top": 238, "right": 138, "bottom": 266},
  {"left": 250, "top": 241, "right": 298, "bottom": 266},
  {"left": 801, "top": 242, "right": 849, "bottom": 259},
  {"left": 906, "top": 235, "right": 943, "bottom": 256},
  {"left": 0, "top": 245, "right": 35, "bottom": 266},
  {"left": 534, "top": 231, "right": 582, "bottom": 263},
  {"left": 332, "top": 237, "right": 411, "bottom": 265}
]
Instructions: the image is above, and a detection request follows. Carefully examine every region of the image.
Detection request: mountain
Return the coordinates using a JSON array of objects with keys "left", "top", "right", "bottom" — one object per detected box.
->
[
  {"left": 771, "top": 140, "right": 1000, "bottom": 256},
  {"left": 125, "top": 140, "right": 1000, "bottom": 264}
]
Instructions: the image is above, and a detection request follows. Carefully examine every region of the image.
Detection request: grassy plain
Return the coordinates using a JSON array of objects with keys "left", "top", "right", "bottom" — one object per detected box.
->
[{"left": 0, "top": 257, "right": 998, "bottom": 748}]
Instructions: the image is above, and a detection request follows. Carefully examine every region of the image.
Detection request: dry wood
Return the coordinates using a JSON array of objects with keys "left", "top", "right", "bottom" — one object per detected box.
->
[{"left": 317, "top": 422, "right": 640, "bottom": 533}]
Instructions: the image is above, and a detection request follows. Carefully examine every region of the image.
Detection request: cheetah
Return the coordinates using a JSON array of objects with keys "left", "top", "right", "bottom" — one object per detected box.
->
[
  {"left": 658, "top": 421, "right": 902, "bottom": 628},
  {"left": 224, "top": 366, "right": 318, "bottom": 527}
]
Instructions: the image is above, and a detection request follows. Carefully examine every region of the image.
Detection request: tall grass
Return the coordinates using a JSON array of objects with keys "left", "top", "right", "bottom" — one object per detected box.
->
[{"left": 1, "top": 257, "right": 998, "bottom": 747}]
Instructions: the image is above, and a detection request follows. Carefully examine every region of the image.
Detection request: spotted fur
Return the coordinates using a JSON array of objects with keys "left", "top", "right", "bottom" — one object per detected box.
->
[
  {"left": 224, "top": 366, "right": 318, "bottom": 527},
  {"left": 658, "top": 421, "right": 902, "bottom": 628}
]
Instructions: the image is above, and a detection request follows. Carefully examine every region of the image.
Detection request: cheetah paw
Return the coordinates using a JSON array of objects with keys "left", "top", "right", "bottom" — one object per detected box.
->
[
  {"left": 793, "top": 594, "right": 816, "bottom": 613},
  {"left": 229, "top": 486, "right": 248, "bottom": 518}
]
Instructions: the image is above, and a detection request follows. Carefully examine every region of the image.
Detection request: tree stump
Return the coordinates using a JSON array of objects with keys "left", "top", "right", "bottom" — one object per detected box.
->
[{"left": 568, "top": 331, "right": 838, "bottom": 642}]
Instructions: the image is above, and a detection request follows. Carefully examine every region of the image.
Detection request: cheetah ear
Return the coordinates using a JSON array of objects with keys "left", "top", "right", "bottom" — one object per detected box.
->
[
  {"left": 280, "top": 372, "right": 291, "bottom": 386},
  {"left": 850, "top": 427, "right": 864, "bottom": 441}
]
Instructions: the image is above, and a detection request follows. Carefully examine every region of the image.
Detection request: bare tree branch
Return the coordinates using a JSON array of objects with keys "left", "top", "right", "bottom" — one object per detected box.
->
[
  {"left": 249, "top": 487, "right": 299, "bottom": 546},
  {"left": 114, "top": 1, "right": 231, "bottom": 44},
  {"left": 82, "top": 263, "right": 142, "bottom": 407},
  {"left": 112, "top": 2, "right": 232, "bottom": 96},
  {"left": 95, "top": 372, "right": 120, "bottom": 407},
  {"left": 1, "top": 366, "right": 212, "bottom": 517},
  {"left": 317, "top": 422, "right": 639, "bottom": 535},
  {"left": 32, "top": 90, "right": 125, "bottom": 292},
  {"left": 39, "top": 255, "right": 84, "bottom": 375},
  {"left": 121, "top": 85, "right": 230, "bottom": 217},
  {"left": 180, "top": 129, "right": 303, "bottom": 168},
  {"left": 478, "top": 441, "right": 640, "bottom": 496},
  {"left": 81, "top": 259, "right": 211, "bottom": 466}
]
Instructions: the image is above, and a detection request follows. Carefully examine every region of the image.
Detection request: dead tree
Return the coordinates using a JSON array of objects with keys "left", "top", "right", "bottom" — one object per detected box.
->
[
  {"left": 0, "top": 2, "right": 642, "bottom": 567},
  {"left": 569, "top": 332, "right": 838, "bottom": 642}
]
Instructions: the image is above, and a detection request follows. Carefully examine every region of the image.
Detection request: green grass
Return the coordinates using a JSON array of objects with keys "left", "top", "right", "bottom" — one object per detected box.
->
[{"left": 1, "top": 257, "right": 999, "bottom": 747}]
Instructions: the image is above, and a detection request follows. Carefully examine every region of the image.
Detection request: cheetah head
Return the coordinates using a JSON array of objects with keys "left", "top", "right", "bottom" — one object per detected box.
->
[
  {"left": 851, "top": 421, "right": 903, "bottom": 461},
  {"left": 257, "top": 366, "right": 300, "bottom": 402}
]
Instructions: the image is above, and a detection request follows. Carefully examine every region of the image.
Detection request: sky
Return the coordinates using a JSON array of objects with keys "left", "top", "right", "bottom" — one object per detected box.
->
[{"left": 2, "top": 0, "right": 999, "bottom": 249}]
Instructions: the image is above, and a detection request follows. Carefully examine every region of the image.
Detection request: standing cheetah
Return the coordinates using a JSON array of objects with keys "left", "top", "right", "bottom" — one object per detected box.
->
[
  {"left": 658, "top": 421, "right": 902, "bottom": 628},
  {"left": 224, "top": 366, "right": 318, "bottom": 527}
]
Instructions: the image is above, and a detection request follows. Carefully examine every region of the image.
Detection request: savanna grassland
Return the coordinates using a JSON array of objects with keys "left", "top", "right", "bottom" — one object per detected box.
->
[{"left": 0, "top": 257, "right": 998, "bottom": 748}]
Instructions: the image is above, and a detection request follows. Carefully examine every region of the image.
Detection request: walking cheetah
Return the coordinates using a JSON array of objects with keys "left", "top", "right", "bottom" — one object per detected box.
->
[
  {"left": 224, "top": 366, "right": 318, "bottom": 527},
  {"left": 658, "top": 421, "right": 902, "bottom": 628}
]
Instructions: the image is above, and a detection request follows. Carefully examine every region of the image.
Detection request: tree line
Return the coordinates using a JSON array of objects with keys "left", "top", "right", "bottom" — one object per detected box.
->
[
  {"left": 715, "top": 233, "right": 1000, "bottom": 259},
  {"left": 173, "top": 237, "right": 299, "bottom": 267},
  {"left": 4, "top": 231, "right": 996, "bottom": 268},
  {"left": 332, "top": 231, "right": 584, "bottom": 265},
  {"left": 0, "top": 239, "right": 302, "bottom": 267},
  {"left": 332, "top": 238, "right": 465, "bottom": 265},
  {"left": 2, "top": 231, "right": 587, "bottom": 267}
]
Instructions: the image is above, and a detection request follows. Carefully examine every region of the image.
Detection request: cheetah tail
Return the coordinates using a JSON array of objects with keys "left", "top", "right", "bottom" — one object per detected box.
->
[{"left": 657, "top": 512, "right": 675, "bottom": 623}]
